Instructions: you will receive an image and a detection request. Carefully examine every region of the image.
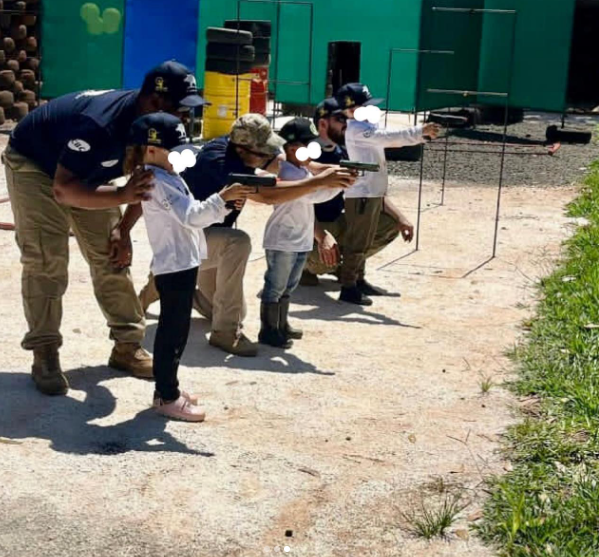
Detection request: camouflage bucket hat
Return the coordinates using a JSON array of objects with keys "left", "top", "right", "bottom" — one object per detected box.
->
[{"left": 230, "top": 113, "right": 286, "bottom": 155}]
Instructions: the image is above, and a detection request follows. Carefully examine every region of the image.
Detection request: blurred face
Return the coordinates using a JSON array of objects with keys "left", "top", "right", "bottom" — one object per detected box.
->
[
  {"left": 285, "top": 143, "right": 310, "bottom": 167},
  {"left": 234, "top": 145, "right": 274, "bottom": 169}
]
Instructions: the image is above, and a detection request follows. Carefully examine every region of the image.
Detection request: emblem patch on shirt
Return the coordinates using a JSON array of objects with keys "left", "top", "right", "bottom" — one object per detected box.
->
[
  {"left": 101, "top": 159, "right": 119, "bottom": 168},
  {"left": 67, "top": 139, "right": 91, "bottom": 152}
]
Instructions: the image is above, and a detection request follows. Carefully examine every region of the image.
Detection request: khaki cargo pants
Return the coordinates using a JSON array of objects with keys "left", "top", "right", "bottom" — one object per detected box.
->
[
  {"left": 139, "top": 226, "right": 250, "bottom": 334},
  {"left": 3, "top": 145, "right": 145, "bottom": 350},
  {"left": 308, "top": 198, "right": 399, "bottom": 280}
]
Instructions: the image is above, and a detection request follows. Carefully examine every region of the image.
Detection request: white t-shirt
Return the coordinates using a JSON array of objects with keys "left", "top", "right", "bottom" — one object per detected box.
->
[
  {"left": 142, "top": 165, "right": 229, "bottom": 276},
  {"left": 344, "top": 119, "right": 424, "bottom": 198},
  {"left": 262, "top": 161, "right": 341, "bottom": 252}
]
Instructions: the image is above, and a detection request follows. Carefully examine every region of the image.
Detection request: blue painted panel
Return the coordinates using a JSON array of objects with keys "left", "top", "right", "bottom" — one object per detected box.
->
[{"left": 123, "top": 0, "right": 199, "bottom": 88}]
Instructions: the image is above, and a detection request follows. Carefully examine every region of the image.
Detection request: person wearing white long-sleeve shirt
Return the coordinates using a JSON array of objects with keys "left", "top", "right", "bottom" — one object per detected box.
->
[
  {"left": 335, "top": 83, "right": 440, "bottom": 306},
  {"left": 259, "top": 118, "right": 346, "bottom": 348},
  {"left": 125, "top": 113, "right": 251, "bottom": 422}
]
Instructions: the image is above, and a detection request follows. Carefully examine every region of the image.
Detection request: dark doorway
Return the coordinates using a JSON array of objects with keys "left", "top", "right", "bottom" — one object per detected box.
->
[
  {"left": 568, "top": 0, "right": 599, "bottom": 108},
  {"left": 326, "top": 42, "right": 361, "bottom": 98}
]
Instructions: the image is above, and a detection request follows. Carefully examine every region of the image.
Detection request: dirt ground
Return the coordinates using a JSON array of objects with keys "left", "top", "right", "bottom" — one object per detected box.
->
[{"left": 0, "top": 136, "right": 580, "bottom": 556}]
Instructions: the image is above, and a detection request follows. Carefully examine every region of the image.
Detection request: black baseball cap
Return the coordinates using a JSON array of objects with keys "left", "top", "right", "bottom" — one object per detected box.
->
[
  {"left": 128, "top": 112, "right": 190, "bottom": 150},
  {"left": 141, "top": 60, "right": 206, "bottom": 109},
  {"left": 335, "top": 83, "right": 384, "bottom": 109},
  {"left": 278, "top": 117, "right": 319, "bottom": 145},
  {"left": 314, "top": 97, "right": 343, "bottom": 124}
]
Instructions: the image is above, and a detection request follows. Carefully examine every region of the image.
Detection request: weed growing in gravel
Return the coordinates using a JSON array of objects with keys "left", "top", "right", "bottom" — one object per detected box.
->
[
  {"left": 479, "top": 160, "right": 599, "bottom": 556},
  {"left": 479, "top": 375, "right": 495, "bottom": 395},
  {"left": 400, "top": 494, "right": 465, "bottom": 540}
]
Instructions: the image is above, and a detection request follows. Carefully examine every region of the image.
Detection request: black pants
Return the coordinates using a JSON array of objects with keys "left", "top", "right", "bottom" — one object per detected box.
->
[{"left": 153, "top": 267, "right": 198, "bottom": 401}]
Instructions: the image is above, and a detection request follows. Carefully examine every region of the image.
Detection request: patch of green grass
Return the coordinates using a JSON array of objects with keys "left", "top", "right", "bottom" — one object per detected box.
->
[
  {"left": 479, "top": 160, "right": 599, "bottom": 556},
  {"left": 400, "top": 494, "right": 465, "bottom": 540}
]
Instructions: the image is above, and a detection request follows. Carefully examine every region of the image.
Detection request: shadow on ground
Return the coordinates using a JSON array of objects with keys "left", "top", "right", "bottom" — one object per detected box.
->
[{"left": 0, "top": 366, "right": 213, "bottom": 457}]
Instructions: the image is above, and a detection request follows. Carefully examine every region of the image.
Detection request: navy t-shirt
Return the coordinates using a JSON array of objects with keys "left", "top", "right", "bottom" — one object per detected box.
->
[
  {"left": 314, "top": 145, "right": 347, "bottom": 223},
  {"left": 10, "top": 89, "right": 139, "bottom": 187},
  {"left": 183, "top": 136, "right": 255, "bottom": 228}
]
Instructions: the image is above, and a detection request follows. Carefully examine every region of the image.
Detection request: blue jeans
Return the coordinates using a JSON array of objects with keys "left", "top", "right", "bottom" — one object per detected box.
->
[{"left": 262, "top": 250, "right": 308, "bottom": 303}]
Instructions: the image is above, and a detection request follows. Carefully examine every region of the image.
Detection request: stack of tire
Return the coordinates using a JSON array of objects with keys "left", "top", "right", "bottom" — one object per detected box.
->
[
  {"left": 0, "top": 0, "right": 40, "bottom": 126},
  {"left": 202, "top": 26, "right": 255, "bottom": 140},
  {"left": 224, "top": 20, "right": 271, "bottom": 116}
]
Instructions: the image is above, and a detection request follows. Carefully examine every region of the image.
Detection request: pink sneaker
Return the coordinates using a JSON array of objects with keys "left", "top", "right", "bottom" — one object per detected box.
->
[
  {"left": 154, "top": 396, "right": 206, "bottom": 422},
  {"left": 153, "top": 390, "right": 199, "bottom": 408}
]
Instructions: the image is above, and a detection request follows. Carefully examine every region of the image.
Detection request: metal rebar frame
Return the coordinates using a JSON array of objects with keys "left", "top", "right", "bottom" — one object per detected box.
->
[
  {"left": 234, "top": 0, "right": 314, "bottom": 129},
  {"left": 387, "top": 7, "right": 518, "bottom": 263}
]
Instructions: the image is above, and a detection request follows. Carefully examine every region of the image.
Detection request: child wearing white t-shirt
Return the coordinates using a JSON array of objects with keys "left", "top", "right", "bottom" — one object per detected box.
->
[
  {"left": 260, "top": 118, "right": 344, "bottom": 348},
  {"left": 126, "top": 113, "right": 250, "bottom": 421}
]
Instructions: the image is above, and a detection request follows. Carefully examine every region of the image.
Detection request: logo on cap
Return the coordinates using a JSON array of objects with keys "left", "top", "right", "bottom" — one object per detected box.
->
[
  {"left": 155, "top": 77, "right": 168, "bottom": 93},
  {"left": 176, "top": 123, "right": 187, "bottom": 141},
  {"left": 148, "top": 128, "right": 161, "bottom": 145},
  {"left": 318, "top": 107, "right": 326, "bottom": 117},
  {"left": 184, "top": 74, "right": 197, "bottom": 93},
  {"left": 344, "top": 96, "right": 354, "bottom": 108}
]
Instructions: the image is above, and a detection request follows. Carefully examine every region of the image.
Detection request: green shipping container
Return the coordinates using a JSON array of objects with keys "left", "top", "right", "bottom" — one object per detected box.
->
[
  {"left": 478, "top": 0, "right": 576, "bottom": 112},
  {"left": 42, "top": 0, "right": 125, "bottom": 98}
]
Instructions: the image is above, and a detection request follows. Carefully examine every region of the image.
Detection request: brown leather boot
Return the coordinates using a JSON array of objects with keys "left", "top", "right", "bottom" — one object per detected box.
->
[
  {"left": 209, "top": 331, "right": 258, "bottom": 357},
  {"left": 108, "top": 342, "right": 153, "bottom": 379},
  {"left": 32, "top": 344, "right": 69, "bottom": 396}
]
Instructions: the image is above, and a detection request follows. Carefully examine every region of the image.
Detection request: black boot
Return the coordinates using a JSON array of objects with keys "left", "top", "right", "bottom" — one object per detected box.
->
[
  {"left": 259, "top": 302, "right": 293, "bottom": 348},
  {"left": 339, "top": 285, "right": 373, "bottom": 306},
  {"left": 280, "top": 295, "right": 303, "bottom": 340},
  {"left": 357, "top": 279, "right": 388, "bottom": 296}
]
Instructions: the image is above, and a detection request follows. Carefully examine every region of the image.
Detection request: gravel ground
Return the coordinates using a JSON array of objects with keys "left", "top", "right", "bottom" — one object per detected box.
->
[{"left": 389, "top": 112, "right": 599, "bottom": 188}]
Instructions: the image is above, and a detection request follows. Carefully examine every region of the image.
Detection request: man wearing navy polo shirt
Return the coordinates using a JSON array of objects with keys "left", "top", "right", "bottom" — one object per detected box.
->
[
  {"left": 302, "top": 97, "right": 414, "bottom": 286},
  {"left": 4, "top": 60, "right": 206, "bottom": 396}
]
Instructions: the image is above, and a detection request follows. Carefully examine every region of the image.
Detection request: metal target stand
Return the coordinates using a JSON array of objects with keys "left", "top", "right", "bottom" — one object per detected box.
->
[
  {"left": 233, "top": 0, "right": 315, "bottom": 130},
  {"left": 382, "top": 6, "right": 518, "bottom": 274}
]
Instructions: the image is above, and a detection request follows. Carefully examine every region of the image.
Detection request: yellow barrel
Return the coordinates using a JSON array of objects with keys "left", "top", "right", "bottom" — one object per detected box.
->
[{"left": 202, "top": 71, "right": 252, "bottom": 140}]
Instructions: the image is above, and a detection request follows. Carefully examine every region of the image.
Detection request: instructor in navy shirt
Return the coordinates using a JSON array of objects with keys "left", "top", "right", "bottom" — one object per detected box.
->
[{"left": 3, "top": 60, "right": 206, "bottom": 396}]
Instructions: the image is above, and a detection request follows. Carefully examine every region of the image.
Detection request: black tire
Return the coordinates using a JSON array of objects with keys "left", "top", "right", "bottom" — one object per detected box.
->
[
  {"left": 253, "top": 52, "right": 271, "bottom": 67},
  {"left": 0, "top": 70, "right": 15, "bottom": 89},
  {"left": 206, "top": 43, "right": 255, "bottom": 62},
  {"left": 9, "top": 101, "right": 28, "bottom": 121},
  {"left": 253, "top": 37, "right": 271, "bottom": 54},
  {"left": 206, "top": 27, "right": 252, "bottom": 45},
  {"left": 224, "top": 19, "right": 272, "bottom": 38},
  {"left": 546, "top": 125, "right": 592, "bottom": 145},
  {"left": 0, "top": 90, "right": 13, "bottom": 108},
  {"left": 385, "top": 145, "right": 423, "bottom": 162},
  {"left": 205, "top": 58, "right": 253, "bottom": 75}
]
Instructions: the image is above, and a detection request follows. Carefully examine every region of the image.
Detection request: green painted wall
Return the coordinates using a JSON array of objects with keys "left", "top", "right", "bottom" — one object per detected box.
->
[
  {"left": 42, "top": 0, "right": 125, "bottom": 97},
  {"left": 416, "top": 0, "right": 485, "bottom": 111},
  {"left": 197, "top": 0, "right": 422, "bottom": 110},
  {"left": 478, "top": 0, "right": 576, "bottom": 112}
]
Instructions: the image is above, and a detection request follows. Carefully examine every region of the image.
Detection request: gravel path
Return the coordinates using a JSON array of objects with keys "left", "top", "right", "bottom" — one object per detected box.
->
[{"left": 389, "top": 113, "right": 599, "bottom": 188}]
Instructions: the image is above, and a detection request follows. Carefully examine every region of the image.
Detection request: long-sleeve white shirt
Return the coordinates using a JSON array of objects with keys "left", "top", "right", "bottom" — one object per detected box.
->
[
  {"left": 263, "top": 161, "right": 342, "bottom": 252},
  {"left": 344, "top": 119, "right": 424, "bottom": 198},
  {"left": 142, "top": 165, "right": 229, "bottom": 276}
]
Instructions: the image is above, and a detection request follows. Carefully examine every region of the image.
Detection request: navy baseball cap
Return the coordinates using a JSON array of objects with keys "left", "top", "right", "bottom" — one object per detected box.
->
[
  {"left": 278, "top": 117, "right": 319, "bottom": 144},
  {"left": 314, "top": 97, "right": 342, "bottom": 124},
  {"left": 335, "top": 83, "right": 384, "bottom": 109},
  {"left": 141, "top": 60, "right": 206, "bottom": 109},
  {"left": 128, "top": 113, "right": 190, "bottom": 150}
]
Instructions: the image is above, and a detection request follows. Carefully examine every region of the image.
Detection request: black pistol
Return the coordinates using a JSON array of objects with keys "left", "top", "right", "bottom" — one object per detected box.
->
[
  {"left": 226, "top": 173, "right": 277, "bottom": 209},
  {"left": 339, "top": 160, "right": 380, "bottom": 176}
]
